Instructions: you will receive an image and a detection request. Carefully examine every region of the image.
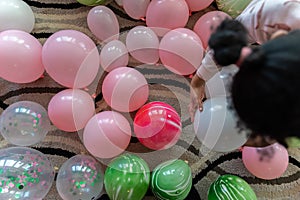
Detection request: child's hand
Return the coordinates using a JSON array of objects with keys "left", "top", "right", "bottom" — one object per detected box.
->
[{"left": 189, "top": 85, "right": 205, "bottom": 122}]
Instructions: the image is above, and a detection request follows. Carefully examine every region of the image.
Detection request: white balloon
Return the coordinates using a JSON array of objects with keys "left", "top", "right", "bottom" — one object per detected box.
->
[
  {"left": 0, "top": 0, "right": 35, "bottom": 33},
  {"left": 193, "top": 97, "right": 249, "bottom": 152},
  {"left": 126, "top": 26, "right": 159, "bottom": 64},
  {"left": 205, "top": 64, "right": 239, "bottom": 98},
  {"left": 100, "top": 40, "right": 129, "bottom": 72}
]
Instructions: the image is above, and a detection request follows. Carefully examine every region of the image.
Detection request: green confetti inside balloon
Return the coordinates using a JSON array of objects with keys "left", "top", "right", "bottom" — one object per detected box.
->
[
  {"left": 104, "top": 154, "right": 150, "bottom": 200},
  {"left": 208, "top": 174, "right": 257, "bottom": 200},
  {"left": 151, "top": 159, "right": 192, "bottom": 200},
  {"left": 77, "top": 0, "right": 112, "bottom": 6},
  {"left": 216, "top": 0, "right": 252, "bottom": 18}
]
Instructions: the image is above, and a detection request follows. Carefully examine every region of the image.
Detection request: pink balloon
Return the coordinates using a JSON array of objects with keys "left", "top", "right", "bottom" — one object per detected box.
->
[
  {"left": 42, "top": 30, "right": 100, "bottom": 88},
  {"left": 100, "top": 40, "right": 129, "bottom": 72},
  {"left": 194, "top": 11, "right": 231, "bottom": 49},
  {"left": 87, "top": 6, "right": 119, "bottom": 42},
  {"left": 159, "top": 28, "right": 204, "bottom": 75},
  {"left": 242, "top": 143, "right": 289, "bottom": 180},
  {"left": 185, "top": 0, "right": 214, "bottom": 12},
  {"left": 48, "top": 89, "right": 95, "bottom": 132},
  {"left": 102, "top": 67, "right": 149, "bottom": 112},
  {"left": 0, "top": 30, "right": 44, "bottom": 83},
  {"left": 123, "top": 0, "right": 150, "bottom": 20},
  {"left": 83, "top": 111, "right": 131, "bottom": 158},
  {"left": 146, "top": 0, "right": 189, "bottom": 36},
  {"left": 134, "top": 101, "right": 182, "bottom": 150},
  {"left": 126, "top": 26, "right": 159, "bottom": 64}
]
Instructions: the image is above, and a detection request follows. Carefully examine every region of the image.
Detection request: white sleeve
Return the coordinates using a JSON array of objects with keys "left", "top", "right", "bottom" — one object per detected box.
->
[{"left": 196, "top": 49, "right": 220, "bottom": 81}]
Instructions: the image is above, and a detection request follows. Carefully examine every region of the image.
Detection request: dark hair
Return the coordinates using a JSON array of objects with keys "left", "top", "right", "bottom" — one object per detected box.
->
[
  {"left": 208, "top": 19, "right": 248, "bottom": 66},
  {"left": 231, "top": 30, "right": 300, "bottom": 142}
]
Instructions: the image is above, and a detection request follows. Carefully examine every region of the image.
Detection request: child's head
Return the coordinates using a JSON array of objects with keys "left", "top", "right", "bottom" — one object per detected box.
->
[
  {"left": 208, "top": 19, "right": 248, "bottom": 66},
  {"left": 233, "top": 31, "right": 300, "bottom": 142}
]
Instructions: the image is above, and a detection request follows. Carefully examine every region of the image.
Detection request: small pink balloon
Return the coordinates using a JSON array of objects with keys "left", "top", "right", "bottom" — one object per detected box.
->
[
  {"left": 42, "top": 30, "right": 100, "bottom": 88},
  {"left": 126, "top": 26, "right": 159, "bottom": 64},
  {"left": 146, "top": 0, "right": 189, "bottom": 36},
  {"left": 242, "top": 143, "right": 289, "bottom": 180},
  {"left": 123, "top": 0, "right": 150, "bottom": 20},
  {"left": 0, "top": 30, "right": 44, "bottom": 83},
  {"left": 102, "top": 67, "right": 149, "bottom": 112},
  {"left": 159, "top": 28, "right": 204, "bottom": 75},
  {"left": 48, "top": 89, "right": 95, "bottom": 132},
  {"left": 185, "top": 0, "right": 214, "bottom": 12},
  {"left": 87, "top": 6, "right": 119, "bottom": 42},
  {"left": 100, "top": 40, "right": 129, "bottom": 72},
  {"left": 83, "top": 111, "right": 131, "bottom": 158},
  {"left": 194, "top": 11, "right": 231, "bottom": 49}
]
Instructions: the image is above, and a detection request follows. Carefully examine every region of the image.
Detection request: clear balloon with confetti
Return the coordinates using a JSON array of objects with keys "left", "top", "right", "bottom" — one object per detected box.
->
[
  {"left": 0, "top": 147, "right": 55, "bottom": 200},
  {"left": 0, "top": 101, "right": 51, "bottom": 146},
  {"left": 56, "top": 155, "right": 104, "bottom": 200}
]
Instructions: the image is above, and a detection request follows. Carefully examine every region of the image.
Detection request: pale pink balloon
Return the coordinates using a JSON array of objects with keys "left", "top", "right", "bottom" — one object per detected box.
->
[
  {"left": 100, "top": 40, "right": 129, "bottom": 72},
  {"left": 42, "top": 30, "right": 100, "bottom": 88},
  {"left": 83, "top": 111, "right": 131, "bottom": 158},
  {"left": 194, "top": 11, "right": 231, "bottom": 49},
  {"left": 242, "top": 143, "right": 289, "bottom": 180},
  {"left": 126, "top": 26, "right": 159, "bottom": 64},
  {"left": 0, "top": 30, "right": 44, "bottom": 83},
  {"left": 102, "top": 66, "right": 149, "bottom": 112},
  {"left": 146, "top": 0, "right": 189, "bottom": 36},
  {"left": 159, "top": 28, "right": 204, "bottom": 75},
  {"left": 48, "top": 89, "right": 95, "bottom": 132},
  {"left": 123, "top": 0, "right": 150, "bottom": 20},
  {"left": 185, "top": 0, "right": 214, "bottom": 12},
  {"left": 87, "top": 6, "right": 119, "bottom": 42}
]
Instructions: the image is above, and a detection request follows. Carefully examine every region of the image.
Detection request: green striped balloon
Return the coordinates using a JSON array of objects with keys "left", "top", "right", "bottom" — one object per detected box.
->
[
  {"left": 77, "top": 0, "right": 112, "bottom": 6},
  {"left": 104, "top": 154, "right": 150, "bottom": 200},
  {"left": 208, "top": 174, "right": 257, "bottom": 200},
  {"left": 216, "top": 0, "right": 252, "bottom": 18},
  {"left": 151, "top": 159, "right": 192, "bottom": 200}
]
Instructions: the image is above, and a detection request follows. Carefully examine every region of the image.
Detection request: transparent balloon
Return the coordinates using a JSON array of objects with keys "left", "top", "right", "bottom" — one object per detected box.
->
[
  {"left": 56, "top": 155, "right": 104, "bottom": 200},
  {"left": 0, "top": 147, "right": 55, "bottom": 200},
  {"left": 0, "top": 101, "right": 51, "bottom": 146}
]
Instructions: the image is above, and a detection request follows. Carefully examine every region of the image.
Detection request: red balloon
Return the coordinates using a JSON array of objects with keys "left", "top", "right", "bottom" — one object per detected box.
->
[{"left": 134, "top": 101, "right": 182, "bottom": 150}]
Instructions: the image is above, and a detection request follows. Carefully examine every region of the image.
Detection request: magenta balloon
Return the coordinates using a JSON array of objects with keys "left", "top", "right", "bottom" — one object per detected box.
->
[
  {"left": 42, "top": 30, "right": 100, "bottom": 88},
  {"left": 0, "top": 30, "right": 44, "bottom": 83},
  {"left": 194, "top": 11, "right": 231, "bottom": 49},
  {"left": 126, "top": 26, "right": 160, "bottom": 64},
  {"left": 48, "top": 89, "right": 95, "bottom": 132},
  {"left": 242, "top": 143, "right": 289, "bottom": 180},
  {"left": 146, "top": 0, "right": 189, "bottom": 36},
  {"left": 83, "top": 111, "right": 131, "bottom": 158},
  {"left": 159, "top": 28, "right": 204, "bottom": 75},
  {"left": 100, "top": 40, "right": 129, "bottom": 72},
  {"left": 87, "top": 6, "right": 119, "bottom": 42},
  {"left": 123, "top": 0, "right": 150, "bottom": 20},
  {"left": 102, "top": 67, "right": 149, "bottom": 112},
  {"left": 185, "top": 0, "right": 214, "bottom": 12}
]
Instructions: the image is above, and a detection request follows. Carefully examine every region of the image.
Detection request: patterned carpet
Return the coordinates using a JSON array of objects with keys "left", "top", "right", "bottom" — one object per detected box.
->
[{"left": 0, "top": 0, "right": 299, "bottom": 199}]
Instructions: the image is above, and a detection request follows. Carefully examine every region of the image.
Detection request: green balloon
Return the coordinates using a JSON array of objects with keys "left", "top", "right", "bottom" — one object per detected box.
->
[
  {"left": 104, "top": 154, "right": 150, "bottom": 200},
  {"left": 208, "top": 174, "right": 257, "bottom": 200},
  {"left": 77, "top": 0, "right": 112, "bottom": 6},
  {"left": 216, "top": 0, "right": 252, "bottom": 18},
  {"left": 151, "top": 159, "right": 192, "bottom": 200}
]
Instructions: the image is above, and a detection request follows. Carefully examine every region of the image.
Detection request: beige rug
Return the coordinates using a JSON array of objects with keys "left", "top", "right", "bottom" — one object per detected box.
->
[{"left": 0, "top": 0, "right": 299, "bottom": 199}]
